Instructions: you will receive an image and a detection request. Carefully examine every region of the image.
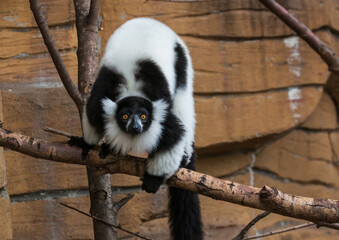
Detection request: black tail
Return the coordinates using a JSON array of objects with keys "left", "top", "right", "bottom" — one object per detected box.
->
[{"left": 168, "top": 151, "right": 203, "bottom": 240}]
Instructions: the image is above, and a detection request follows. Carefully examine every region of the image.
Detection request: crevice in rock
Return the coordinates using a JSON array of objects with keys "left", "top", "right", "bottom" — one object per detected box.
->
[
  {"left": 194, "top": 84, "right": 324, "bottom": 97},
  {"left": 253, "top": 168, "right": 339, "bottom": 189},
  {"left": 0, "top": 47, "right": 77, "bottom": 60}
]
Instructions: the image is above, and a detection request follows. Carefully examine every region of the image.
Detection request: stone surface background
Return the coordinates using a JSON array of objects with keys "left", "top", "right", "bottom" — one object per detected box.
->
[{"left": 0, "top": 0, "right": 339, "bottom": 239}]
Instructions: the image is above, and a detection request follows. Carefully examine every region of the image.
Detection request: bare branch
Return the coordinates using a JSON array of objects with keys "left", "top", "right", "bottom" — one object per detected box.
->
[
  {"left": 232, "top": 212, "right": 271, "bottom": 240},
  {"left": 315, "top": 222, "right": 339, "bottom": 230},
  {"left": 29, "top": 0, "right": 84, "bottom": 112},
  {"left": 259, "top": 0, "right": 339, "bottom": 75},
  {"left": 59, "top": 202, "right": 153, "bottom": 240},
  {"left": 244, "top": 222, "right": 315, "bottom": 240},
  {"left": 113, "top": 193, "right": 135, "bottom": 212},
  {"left": 87, "top": 0, "right": 101, "bottom": 27},
  {"left": 43, "top": 126, "right": 73, "bottom": 138},
  {"left": 1, "top": 127, "right": 339, "bottom": 224},
  {"left": 328, "top": 132, "right": 339, "bottom": 166},
  {"left": 73, "top": 0, "right": 101, "bottom": 96}
]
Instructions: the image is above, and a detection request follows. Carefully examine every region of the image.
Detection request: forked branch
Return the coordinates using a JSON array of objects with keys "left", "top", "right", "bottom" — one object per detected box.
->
[{"left": 29, "top": 0, "right": 84, "bottom": 112}]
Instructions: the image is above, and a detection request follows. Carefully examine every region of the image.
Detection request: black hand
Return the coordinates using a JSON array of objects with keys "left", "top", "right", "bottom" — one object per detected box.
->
[
  {"left": 141, "top": 172, "right": 165, "bottom": 193},
  {"left": 68, "top": 136, "right": 93, "bottom": 160},
  {"left": 68, "top": 136, "right": 84, "bottom": 147},
  {"left": 99, "top": 143, "right": 110, "bottom": 159}
]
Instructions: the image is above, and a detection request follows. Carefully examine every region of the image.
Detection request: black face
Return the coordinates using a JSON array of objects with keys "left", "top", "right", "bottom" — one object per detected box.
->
[{"left": 116, "top": 96, "right": 153, "bottom": 135}]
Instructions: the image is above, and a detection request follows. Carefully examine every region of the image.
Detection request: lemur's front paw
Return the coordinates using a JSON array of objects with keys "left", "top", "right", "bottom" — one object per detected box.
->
[
  {"left": 99, "top": 143, "right": 110, "bottom": 159},
  {"left": 141, "top": 172, "right": 165, "bottom": 193},
  {"left": 68, "top": 136, "right": 93, "bottom": 160}
]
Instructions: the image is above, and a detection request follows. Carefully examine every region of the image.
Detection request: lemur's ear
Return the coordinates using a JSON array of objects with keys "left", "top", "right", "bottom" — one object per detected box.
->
[{"left": 101, "top": 98, "right": 117, "bottom": 121}]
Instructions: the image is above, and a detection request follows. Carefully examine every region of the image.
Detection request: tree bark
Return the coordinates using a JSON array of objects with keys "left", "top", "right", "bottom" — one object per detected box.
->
[
  {"left": 1, "top": 127, "right": 338, "bottom": 224},
  {"left": 72, "top": 1, "right": 117, "bottom": 239}
]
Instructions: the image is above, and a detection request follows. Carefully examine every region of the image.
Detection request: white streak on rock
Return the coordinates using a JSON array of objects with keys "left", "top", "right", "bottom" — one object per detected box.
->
[
  {"left": 288, "top": 87, "right": 303, "bottom": 121},
  {"left": 283, "top": 36, "right": 302, "bottom": 78}
]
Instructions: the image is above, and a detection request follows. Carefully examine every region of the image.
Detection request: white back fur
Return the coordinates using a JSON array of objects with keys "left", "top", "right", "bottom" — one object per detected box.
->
[
  {"left": 101, "top": 18, "right": 191, "bottom": 99},
  {"left": 99, "top": 18, "right": 196, "bottom": 176}
]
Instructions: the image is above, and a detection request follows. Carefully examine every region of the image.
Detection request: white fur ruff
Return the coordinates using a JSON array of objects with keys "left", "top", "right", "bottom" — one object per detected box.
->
[{"left": 102, "top": 98, "right": 168, "bottom": 155}]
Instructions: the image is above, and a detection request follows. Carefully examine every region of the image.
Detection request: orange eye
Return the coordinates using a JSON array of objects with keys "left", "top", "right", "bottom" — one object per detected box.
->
[
  {"left": 122, "top": 114, "right": 129, "bottom": 120},
  {"left": 140, "top": 114, "right": 147, "bottom": 120}
]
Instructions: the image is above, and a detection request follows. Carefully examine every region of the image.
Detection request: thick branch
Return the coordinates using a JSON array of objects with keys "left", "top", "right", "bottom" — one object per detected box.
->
[
  {"left": 87, "top": 0, "right": 101, "bottom": 26},
  {"left": 29, "top": 0, "right": 83, "bottom": 112},
  {"left": 1, "top": 127, "right": 339, "bottom": 223},
  {"left": 259, "top": 0, "right": 339, "bottom": 75},
  {"left": 72, "top": 1, "right": 113, "bottom": 239},
  {"left": 73, "top": 0, "right": 101, "bottom": 97}
]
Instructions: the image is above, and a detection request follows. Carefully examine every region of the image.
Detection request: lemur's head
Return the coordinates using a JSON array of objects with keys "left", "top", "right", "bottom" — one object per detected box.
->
[{"left": 115, "top": 96, "right": 153, "bottom": 135}]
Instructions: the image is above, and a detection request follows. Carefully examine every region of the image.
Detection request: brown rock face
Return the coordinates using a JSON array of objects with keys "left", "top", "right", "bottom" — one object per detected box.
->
[{"left": 1, "top": 0, "right": 339, "bottom": 239}]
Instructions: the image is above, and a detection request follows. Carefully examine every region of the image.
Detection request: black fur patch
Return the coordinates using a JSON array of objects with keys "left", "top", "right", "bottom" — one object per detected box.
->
[
  {"left": 68, "top": 136, "right": 93, "bottom": 160},
  {"left": 116, "top": 96, "right": 153, "bottom": 134},
  {"left": 168, "top": 150, "right": 203, "bottom": 240},
  {"left": 86, "top": 66, "right": 125, "bottom": 134},
  {"left": 135, "top": 59, "right": 171, "bottom": 103},
  {"left": 99, "top": 143, "right": 111, "bottom": 159},
  {"left": 174, "top": 43, "right": 188, "bottom": 90},
  {"left": 149, "top": 112, "right": 185, "bottom": 157},
  {"left": 141, "top": 172, "right": 165, "bottom": 193}
]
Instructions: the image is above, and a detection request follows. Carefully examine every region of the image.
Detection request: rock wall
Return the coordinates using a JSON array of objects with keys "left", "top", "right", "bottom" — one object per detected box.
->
[{"left": 0, "top": 0, "right": 339, "bottom": 239}]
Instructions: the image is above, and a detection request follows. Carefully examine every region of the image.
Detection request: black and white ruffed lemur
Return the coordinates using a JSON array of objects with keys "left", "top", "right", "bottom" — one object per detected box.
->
[{"left": 76, "top": 18, "right": 203, "bottom": 240}]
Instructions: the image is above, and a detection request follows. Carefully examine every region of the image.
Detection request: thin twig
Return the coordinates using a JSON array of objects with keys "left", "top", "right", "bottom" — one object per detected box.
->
[
  {"left": 59, "top": 202, "right": 153, "bottom": 240},
  {"left": 43, "top": 126, "right": 73, "bottom": 138},
  {"left": 232, "top": 211, "right": 270, "bottom": 240},
  {"left": 315, "top": 222, "right": 339, "bottom": 230},
  {"left": 327, "top": 132, "right": 339, "bottom": 166},
  {"left": 259, "top": 0, "right": 339, "bottom": 75},
  {"left": 113, "top": 193, "right": 134, "bottom": 212},
  {"left": 29, "top": 0, "right": 84, "bottom": 112},
  {"left": 244, "top": 222, "right": 315, "bottom": 240}
]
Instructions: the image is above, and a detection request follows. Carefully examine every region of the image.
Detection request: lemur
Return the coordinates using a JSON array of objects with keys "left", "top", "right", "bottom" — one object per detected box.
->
[{"left": 73, "top": 18, "right": 203, "bottom": 240}]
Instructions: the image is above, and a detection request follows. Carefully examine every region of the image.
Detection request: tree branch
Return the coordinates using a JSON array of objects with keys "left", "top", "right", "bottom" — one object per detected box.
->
[
  {"left": 1, "top": 127, "right": 339, "bottom": 224},
  {"left": 73, "top": 0, "right": 101, "bottom": 97},
  {"left": 232, "top": 212, "right": 270, "bottom": 240},
  {"left": 244, "top": 222, "right": 315, "bottom": 240},
  {"left": 29, "top": 0, "right": 84, "bottom": 112},
  {"left": 316, "top": 222, "right": 339, "bottom": 230},
  {"left": 43, "top": 126, "right": 73, "bottom": 138},
  {"left": 59, "top": 202, "right": 152, "bottom": 240},
  {"left": 72, "top": 1, "right": 115, "bottom": 239},
  {"left": 259, "top": 0, "right": 339, "bottom": 75},
  {"left": 113, "top": 193, "right": 134, "bottom": 212},
  {"left": 87, "top": 0, "right": 101, "bottom": 27}
]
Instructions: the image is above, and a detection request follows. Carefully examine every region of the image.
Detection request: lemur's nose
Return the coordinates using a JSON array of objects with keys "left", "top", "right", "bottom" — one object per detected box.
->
[
  {"left": 128, "top": 115, "right": 142, "bottom": 134},
  {"left": 132, "top": 125, "right": 141, "bottom": 132}
]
